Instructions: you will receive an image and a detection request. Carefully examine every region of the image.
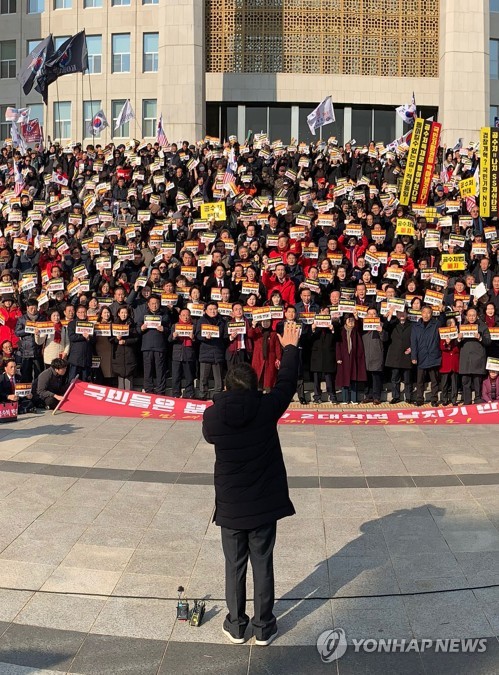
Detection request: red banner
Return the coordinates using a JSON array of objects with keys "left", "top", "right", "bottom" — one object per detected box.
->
[
  {"left": 0, "top": 402, "right": 18, "bottom": 420},
  {"left": 58, "top": 381, "right": 499, "bottom": 426},
  {"left": 20, "top": 119, "right": 42, "bottom": 143}
]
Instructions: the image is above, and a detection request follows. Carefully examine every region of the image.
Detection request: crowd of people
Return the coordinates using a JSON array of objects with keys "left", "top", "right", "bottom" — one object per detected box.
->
[{"left": 1, "top": 131, "right": 499, "bottom": 411}]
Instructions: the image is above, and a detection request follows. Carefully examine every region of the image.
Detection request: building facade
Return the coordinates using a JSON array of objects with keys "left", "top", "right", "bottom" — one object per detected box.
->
[{"left": 0, "top": 0, "right": 493, "bottom": 147}]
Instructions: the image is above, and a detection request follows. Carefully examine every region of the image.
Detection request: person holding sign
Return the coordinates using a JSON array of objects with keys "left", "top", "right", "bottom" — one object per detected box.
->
[
  {"left": 110, "top": 306, "right": 139, "bottom": 391},
  {"left": 35, "top": 308, "right": 69, "bottom": 368},
  {"left": 15, "top": 298, "right": 44, "bottom": 383},
  {"left": 458, "top": 307, "right": 491, "bottom": 405},
  {"left": 0, "top": 358, "right": 35, "bottom": 414},
  {"left": 195, "top": 302, "right": 227, "bottom": 400},
  {"left": 68, "top": 305, "right": 96, "bottom": 382},
  {"left": 482, "top": 370, "right": 499, "bottom": 403},
  {"left": 439, "top": 318, "right": 460, "bottom": 406},
  {"left": 138, "top": 296, "right": 170, "bottom": 395},
  {"left": 361, "top": 308, "right": 388, "bottom": 405},
  {"left": 169, "top": 308, "right": 196, "bottom": 398},
  {"left": 310, "top": 307, "right": 339, "bottom": 403}
]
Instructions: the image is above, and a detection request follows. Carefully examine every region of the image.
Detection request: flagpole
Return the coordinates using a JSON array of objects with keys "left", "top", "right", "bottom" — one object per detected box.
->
[{"left": 87, "top": 70, "right": 95, "bottom": 145}]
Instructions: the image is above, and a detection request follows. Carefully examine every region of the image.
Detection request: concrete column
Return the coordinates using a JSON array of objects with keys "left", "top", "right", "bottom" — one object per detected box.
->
[
  {"left": 395, "top": 111, "right": 403, "bottom": 138},
  {"left": 439, "top": 0, "right": 489, "bottom": 145},
  {"left": 158, "top": 0, "right": 205, "bottom": 142},
  {"left": 237, "top": 105, "right": 245, "bottom": 142},
  {"left": 343, "top": 106, "right": 352, "bottom": 145},
  {"left": 291, "top": 105, "right": 299, "bottom": 142}
]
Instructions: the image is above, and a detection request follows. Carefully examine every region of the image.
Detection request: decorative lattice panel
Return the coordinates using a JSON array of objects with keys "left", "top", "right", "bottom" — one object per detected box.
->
[{"left": 205, "top": 0, "right": 439, "bottom": 77}]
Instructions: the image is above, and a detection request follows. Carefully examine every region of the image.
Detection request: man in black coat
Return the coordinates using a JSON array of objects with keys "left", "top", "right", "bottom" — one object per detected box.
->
[
  {"left": 137, "top": 295, "right": 170, "bottom": 394},
  {"left": 202, "top": 322, "right": 300, "bottom": 647},
  {"left": 34, "top": 358, "right": 68, "bottom": 409},
  {"left": 384, "top": 309, "right": 413, "bottom": 404}
]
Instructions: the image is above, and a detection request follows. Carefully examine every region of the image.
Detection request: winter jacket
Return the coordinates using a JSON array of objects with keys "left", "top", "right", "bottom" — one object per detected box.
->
[
  {"left": 439, "top": 338, "right": 460, "bottom": 374},
  {"left": 110, "top": 319, "right": 139, "bottom": 378},
  {"left": 195, "top": 313, "right": 227, "bottom": 364},
  {"left": 14, "top": 313, "right": 44, "bottom": 359},
  {"left": 0, "top": 305, "right": 22, "bottom": 348},
  {"left": 410, "top": 318, "right": 441, "bottom": 369},
  {"left": 202, "top": 344, "right": 298, "bottom": 529},
  {"left": 67, "top": 319, "right": 95, "bottom": 368},
  {"left": 459, "top": 320, "right": 491, "bottom": 375},
  {"left": 362, "top": 325, "right": 388, "bottom": 372},
  {"left": 384, "top": 319, "right": 413, "bottom": 370},
  {"left": 35, "top": 366, "right": 68, "bottom": 403}
]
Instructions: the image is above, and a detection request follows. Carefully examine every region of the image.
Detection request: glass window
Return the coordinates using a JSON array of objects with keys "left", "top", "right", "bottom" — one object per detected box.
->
[
  {"left": 492, "top": 0, "right": 499, "bottom": 11},
  {"left": 0, "top": 105, "right": 14, "bottom": 140},
  {"left": 206, "top": 104, "right": 220, "bottom": 138},
  {"left": 269, "top": 107, "right": 291, "bottom": 144},
  {"left": 112, "top": 0, "right": 130, "bottom": 5},
  {"left": 86, "top": 35, "right": 102, "bottom": 74},
  {"left": 84, "top": 0, "right": 102, "bottom": 7},
  {"left": 245, "top": 107, "right": 267, "bottom": 136},
  {"left": 83, "top": 100, "right": 101, "bottom": 137},
  {"left": 112, "top": 33, "right": 130, "bottom": 73},
  {"left": 374, "top": 109, "right": 395, "bottom": 144},
  {"left": 54, "top": 0, "right": 71, "bottom": 8},
  {"left": 226, "top": 106, "right": 237, "bottom": 138},
  {"left": 27, "top": 0, "right": 43, "bottom": 13},
  {"left": 491, "top": 39, "right": 499, "bottom": 80},
  {"left": 1, "top": 0, "right": 16, "bottom": 14},
  {"left": 28, "top": 103, "right": 44, "bottom": 125},
  {"left": 351, "top": 107, "right": 373, "bottom": 145},
  {"left": 491, "top": 106, "right": 499, "bottom": 127},
  {"left": 112, "top": 99, "right": 129, "bottom": 138},
  {"left": 0, "top": 41, "right": 16, "bottom": 79},
  {"left": 142, "top": 99, "right": 157, "bottom": 137},
  {"left": 27, "top": 39, "right": 41, "bottom": 55},
  {"left": 143, "top": 0, "right": 158, "bottom": 4},
  {"left": 143, "top": 32, "right": 158, "bottom": 72},
  {"left": 53, "top": 101, "right": 71, "bottom": 139},
  {"left": 298, "top": 106, "right": 344, "bottom": 145},
  {"left": 54, "top": 36, "right": 70, "bottom": 50}
]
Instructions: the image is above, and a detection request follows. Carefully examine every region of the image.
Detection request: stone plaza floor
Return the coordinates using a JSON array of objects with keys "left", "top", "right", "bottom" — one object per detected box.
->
[{"left": 0, "top": 410, "right": 498, "bottom": 673}]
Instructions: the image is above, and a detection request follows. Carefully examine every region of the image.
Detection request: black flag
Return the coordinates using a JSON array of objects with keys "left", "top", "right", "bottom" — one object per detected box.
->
[
  {"left": 35, "top": 31, "right": 88, "bottom": 103},
  {"left": 17, "top": 35, "right": 54, "bottom": 96}
]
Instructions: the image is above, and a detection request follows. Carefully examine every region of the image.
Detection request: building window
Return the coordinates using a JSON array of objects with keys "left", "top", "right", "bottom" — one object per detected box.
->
[
  {"left": 54, "top": 101, "right": 71, "bottom": 139},
  {"left": 0, "top": 105, "right": 14, "bottom": 140},
  {"left": 112, "top": 0, "right": 130, "bottom": 5},
  {"left": 491, "top": 39, "right": 499, "bottom": 79},
  {"left": 143, "top": 0, "right": 158, "bottom": 4},
  {"left": 112, "top": 99, "right": 129, "bottom": 138},
  {"left": 84, "top": 0, "right": 102, "bottom": 7},
  {"left": 28, "top": 103, "right": 44, "bottom": 125},
  {"left": 27, "top": 39, "right": 41, "bottom": 55},
  {"left": 27, "top": 0, "right": 43, "bottom": 12},
  {"left": 1, "top": 0, "right": 16, "bottom": 15},
  {"left": 83, "top": 100, "right": 101, "bottom": 137},
  {"left": 54, "top": 36, "right": 70, "bottom": 51},
  {"left": 352, "top": 107, "right": 373, "bottom": 145},
  {"left": 86, "top": 35, "right": 102, "bottom": 74},
  {"left": 491, "top": 106, "right": 499, "bottom": 127},
  {"left": 112, "top": 33, "right": 130, "bottom": 73},
  {"left": 492, "top": 0, "right": 499, "bottom": 11},
  {"left": 143, "top": 33, "right": 158, "bottom": 72},
  {"left": 142, "top": 99, "right": 156, "bottom": 137},
  {"left": 373, "top": 109, "right": 395, "bottom": 144},
  {"left": 0, "top": 41, "right": 16, "bottom": 79},
  {"left": 54, "top": 0, "right": 71, "bottom": 8}
]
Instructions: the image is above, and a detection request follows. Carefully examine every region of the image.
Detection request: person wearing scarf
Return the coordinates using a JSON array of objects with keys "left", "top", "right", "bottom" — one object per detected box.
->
[
  {"left": 169, "top": 308, "right": 196, "bottom": 398},
  {"left": 35, "top": 309, "right": 69, "bottom": 368}
]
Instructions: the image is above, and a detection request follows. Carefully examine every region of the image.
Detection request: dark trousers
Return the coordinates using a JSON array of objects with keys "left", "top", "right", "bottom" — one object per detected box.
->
[
  {"left": 365, "top": 371, "right": 382, "bottom": 400},
  {"left": 171, "top": 359, "right": 196, "bottom": 398},
  {"left": 68, "top": 364, "right": 91, "bottom": 382},
  {"left": 312, "top": 372, "right": 336, "bottom": 401},
  {"left": 462, "top": 374, "right": 483, "bottom": 404},
  {"left": 391, "top": 367, "right": 412, "bottom": 401},
  {"left": 416, "top": 366, "right": 439, "bottom": 404},
  {"left": 43, "top": 395, "right": 59, "bottom": 410},
  {"left": 342, "top": 381, "right": 359, "bottom": 403},
  {"left": 143, "top": 351, "right": 167, "bottom": 394},
  {"left": 199, "top": 362, "right": 224, "bottom": 396},
  {"left": 20, "top": 357, "right": 43, "bottom": 383},
  {"left": 221, "top": 522, "right": 277, "bottom": 641},
  {"left": 440, "top": 371, "right": 458, "bottom": 404}
]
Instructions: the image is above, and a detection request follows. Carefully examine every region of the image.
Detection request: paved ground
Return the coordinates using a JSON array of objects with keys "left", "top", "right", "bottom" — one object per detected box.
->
[{"left": 0, "top": 410, "right": 499, "bottom": 673}]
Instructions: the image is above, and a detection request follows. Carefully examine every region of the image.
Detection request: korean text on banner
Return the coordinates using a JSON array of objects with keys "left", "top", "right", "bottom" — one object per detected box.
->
[
  {"left": 400, "top": 118, "right": 441, "bottom": 206},
  {"left": 200, "top": 202, "right": 226, "bottom": 221},
  {"left": 480, "top": 127, "right": 499, "bottom": 219}
]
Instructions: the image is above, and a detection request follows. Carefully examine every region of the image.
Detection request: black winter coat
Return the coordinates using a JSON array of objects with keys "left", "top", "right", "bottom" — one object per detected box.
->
[
  {"left": 15, "top": 314, "right": 44, "bottom": 359},
  {"left": 310, "top": 326, "right": 338, "bottom": 373},
  {"left": 67, "top": 320, "right": 95, "bottom": 368},
  {"left": 110, "top": 319, "right": 139, "bottom": 378},
  {"left": 195, "top": 314, "right": 227, "bottom": 364},
  {"left": 385, "top": 319, "right": 413, "bottom": 370},
  {"left": 202, "top": 345, "right": 298, "bottom": 529},
  {"left": 459, "top": 321, "right": 491, "bottom": 375}
]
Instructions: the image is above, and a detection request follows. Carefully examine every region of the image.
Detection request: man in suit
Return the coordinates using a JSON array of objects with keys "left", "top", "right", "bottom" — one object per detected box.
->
[
  {"left": 0, "top": 359, "right": 35, "bottom": 414},
  {"left": 294, "top": 288, "right": 320, "bottom": 404},
  {"left": 202, "top": 322, "right": 300, "bottom": 647},
  {"left": 204, "top": 264, "right": 232, "bottom": 301},
  {"left": 473, "top": 257, "right": 494, "bottom": 292}
]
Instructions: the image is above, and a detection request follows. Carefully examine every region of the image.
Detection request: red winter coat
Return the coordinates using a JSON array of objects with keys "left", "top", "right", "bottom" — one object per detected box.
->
[
  {"left": 0, "top": 306, "right": 22, "bottom": 348},
  {"left": 261, "top": 271, "right": 296, "bottom": 306},
  {"left": 249, "top": 326, "right": 282, "bottom": 389},
  {"left": 336, "top": 324, "right": 367, "bottom": 386},
  {"left": 439, "top": 338, "right": 460, "bottom": 373},
  {"left": 337, "top": 235, "right": 368, "bottom": 267}
]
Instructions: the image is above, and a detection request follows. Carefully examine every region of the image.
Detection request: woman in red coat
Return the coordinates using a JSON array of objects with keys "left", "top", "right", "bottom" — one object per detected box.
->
[
  {"left": 248, "top": 319, "right": 282, "bottom": 392},
  {"left": 336, "top": 314, "right": 367, "bottom": 404},
  {"left": 0, "top": 296, "right": 22, "bottom": 349},
  {"left": 439, "top": 318, "right": 460, "bottom": 406}
]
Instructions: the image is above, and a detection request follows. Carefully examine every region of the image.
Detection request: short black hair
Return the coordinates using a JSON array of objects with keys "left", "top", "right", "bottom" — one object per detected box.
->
[
  {"left": 225, "top": 362, "right": 258, "bottom": 391},
  {"left": 51, "top": 358, "right": 67, "bottom": 369}
]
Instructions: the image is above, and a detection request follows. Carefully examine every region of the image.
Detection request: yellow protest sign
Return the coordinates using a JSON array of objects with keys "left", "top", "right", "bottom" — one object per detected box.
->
[
  {"left": 459, "top": 177, "right": 476, "bottom": 198},
  {"left": 200, "top": 202, "right": 227, "bottom": 221},
  {"left": 441, "top": 254, "right": 466, "bottom": 271},
  {"left": 395, "top": 218, "right": 415, "bottom": 237}
]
